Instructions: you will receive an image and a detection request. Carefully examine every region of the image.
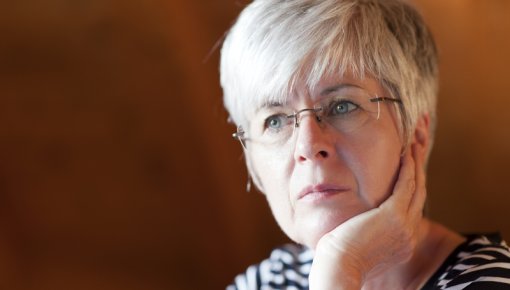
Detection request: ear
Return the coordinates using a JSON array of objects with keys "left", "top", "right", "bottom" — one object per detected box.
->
[{"left": 412, "top": 113, "right": 430, "bottom": 158}]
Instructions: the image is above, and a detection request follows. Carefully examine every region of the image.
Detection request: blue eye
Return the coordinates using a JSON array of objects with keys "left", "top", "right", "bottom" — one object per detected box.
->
[
  {"left": 265, "top": 114, "right": 288, "bottom": 130},
  {"left": 329, "top": 100, "right": 359, "bottom": 116}
]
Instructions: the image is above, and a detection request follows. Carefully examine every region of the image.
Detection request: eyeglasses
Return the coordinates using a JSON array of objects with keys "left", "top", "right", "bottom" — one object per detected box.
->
[{"left": 232, "top": 89, "right": 402, "bottom": 149}]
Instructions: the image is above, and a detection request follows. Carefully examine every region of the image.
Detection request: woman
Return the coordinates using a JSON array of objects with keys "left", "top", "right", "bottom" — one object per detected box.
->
[{"left": 220, "top": 0, "right": 510, "bottom": 289}]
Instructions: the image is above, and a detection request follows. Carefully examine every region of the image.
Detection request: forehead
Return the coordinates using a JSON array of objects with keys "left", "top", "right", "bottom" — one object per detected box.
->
[
  {"left": 307, "top": 73, "right": 385, "bottom": 99},
  {"left": 253, "top": 72, "right": 386, "bottom": 111}
]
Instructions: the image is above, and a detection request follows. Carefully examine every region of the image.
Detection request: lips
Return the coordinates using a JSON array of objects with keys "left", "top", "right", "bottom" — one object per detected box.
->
[{"left": 297, "top": 184, "right": 350, "bottom": 200}]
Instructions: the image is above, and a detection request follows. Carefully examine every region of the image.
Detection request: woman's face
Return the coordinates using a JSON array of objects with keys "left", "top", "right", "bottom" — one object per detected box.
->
[{"left": 246, "top": 73, "right": 404, "bottom": 249}]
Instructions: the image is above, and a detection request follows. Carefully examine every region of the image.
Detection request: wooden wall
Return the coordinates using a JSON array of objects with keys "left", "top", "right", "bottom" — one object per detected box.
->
[{"left": 0, "top": 1, "right": 508, "bottom": 289}]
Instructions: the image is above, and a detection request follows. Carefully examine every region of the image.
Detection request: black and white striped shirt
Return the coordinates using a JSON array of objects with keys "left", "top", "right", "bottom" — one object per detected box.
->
[{"left": 227, "top": 234, "right": 510, "bottom": 290}]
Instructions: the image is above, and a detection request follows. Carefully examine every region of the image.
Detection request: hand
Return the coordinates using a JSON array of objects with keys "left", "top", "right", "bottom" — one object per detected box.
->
[{"left": 309, "top": 144, "right": 427, "bottom": 290}]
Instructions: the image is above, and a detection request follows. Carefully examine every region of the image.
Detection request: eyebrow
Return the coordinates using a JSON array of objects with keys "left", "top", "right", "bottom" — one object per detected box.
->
[
  {"left": 254, "top": 83, "right": 363, "bottom": 112},
  {"left": 320, "top": 83, "right": 362, "bottom": 96},
  {"left": 256, "top": 100, "right": 284, "bottom": 113}
]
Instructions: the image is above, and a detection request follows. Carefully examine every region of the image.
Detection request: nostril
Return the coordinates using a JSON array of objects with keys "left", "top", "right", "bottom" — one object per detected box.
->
[{"left": 318, "top": 150, "right": 328, "bottom": 158}]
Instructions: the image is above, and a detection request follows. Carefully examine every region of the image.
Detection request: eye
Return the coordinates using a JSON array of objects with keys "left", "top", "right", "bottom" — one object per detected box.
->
[
  {"left": 328, "top": 100, "right": 359, "bottom": 116},
  {"left": 264, "top": 114, "right": 289, "bottom": 131}
]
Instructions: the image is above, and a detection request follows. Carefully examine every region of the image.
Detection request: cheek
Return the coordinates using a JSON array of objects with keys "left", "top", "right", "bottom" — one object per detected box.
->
[
  {"left": 343, "top": 126, "right": 402, "bottom": 206},
  {"left": 248, "top": 148, "right": 294, "bottom": 226},
  {"left": 250, "top": 147, "right": 290, "bottom": 189}
]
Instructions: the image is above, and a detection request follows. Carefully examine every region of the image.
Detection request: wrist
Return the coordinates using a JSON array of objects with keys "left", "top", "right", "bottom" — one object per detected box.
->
[
  {"left": 309, "top": 245, "right": 366, "bottom": 290},
  {"left": 309, "top": 262, "right": 363, "bottom": 290}
]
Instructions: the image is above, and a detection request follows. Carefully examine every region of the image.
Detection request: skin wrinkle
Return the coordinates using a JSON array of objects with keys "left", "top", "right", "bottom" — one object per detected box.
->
[
  {"left": 249, "top": 76, "right": 404, "bottom": 233},
  {"left": 221, "top": 0, "right": 438, "bottom": 154},
  {"left": 246, "top": 73, "right": 402, "bottom": 248},
  {"left": 221, "top": 2, "right": 474, "bottom": 288}
]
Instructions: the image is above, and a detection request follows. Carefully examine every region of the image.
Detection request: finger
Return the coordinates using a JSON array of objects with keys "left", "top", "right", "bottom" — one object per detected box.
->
[
  {"left": 383, "top": 146, "right": 416, "bottom": 211},
  {"left": 409, "top": 143, "right": 427, "bottom": 216}
]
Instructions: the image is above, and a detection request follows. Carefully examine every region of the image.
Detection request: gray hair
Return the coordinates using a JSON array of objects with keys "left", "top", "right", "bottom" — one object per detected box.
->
[{"left": 220, "top": 0, "right": 439, "bottom": 153}]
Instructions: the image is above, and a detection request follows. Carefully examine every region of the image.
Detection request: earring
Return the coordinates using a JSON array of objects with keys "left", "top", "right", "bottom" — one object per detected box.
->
[{"left": 246, "top": 175, "right": 252, "bottom": 192}]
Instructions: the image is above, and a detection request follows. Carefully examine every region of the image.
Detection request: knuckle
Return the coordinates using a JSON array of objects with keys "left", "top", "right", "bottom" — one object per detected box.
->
[
  {"left": 407, "top": 179, "right": 416, "bottom": 193},
  {"left": 316, "top": 231, "right": 345, "bottom": 255}
]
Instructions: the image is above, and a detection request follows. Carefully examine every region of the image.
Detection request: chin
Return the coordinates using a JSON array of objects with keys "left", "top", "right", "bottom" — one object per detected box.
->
[{"left": 293, "top": 208, "right": 361, "bottom": 249}]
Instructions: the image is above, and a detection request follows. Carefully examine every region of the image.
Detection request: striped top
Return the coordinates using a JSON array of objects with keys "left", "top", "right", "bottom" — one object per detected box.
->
[{"left": 227, "top": 234, "right": 510, "bottom": 290}]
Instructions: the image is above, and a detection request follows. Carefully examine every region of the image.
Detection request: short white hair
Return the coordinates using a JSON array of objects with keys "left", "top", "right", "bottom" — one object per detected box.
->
[{"left": 220, "top": 0, "right": 438, "bottom": 152}]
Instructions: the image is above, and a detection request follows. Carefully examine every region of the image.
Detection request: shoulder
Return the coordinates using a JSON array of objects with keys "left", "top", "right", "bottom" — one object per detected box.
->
[
  {"left": 426, "top": 233, "right": 510, "bottom": 289},
  {"left": 227, "top": 244, "right": 313, "bottom": 290}
]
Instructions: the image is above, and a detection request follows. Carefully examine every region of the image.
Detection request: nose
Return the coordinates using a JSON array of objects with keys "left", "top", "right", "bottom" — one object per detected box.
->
[{"left": 293, "top": 112, "right": 335, "bottom": 163}]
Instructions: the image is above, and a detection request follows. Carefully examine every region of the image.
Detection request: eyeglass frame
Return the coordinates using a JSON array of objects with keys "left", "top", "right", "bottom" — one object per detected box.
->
[{"left": 232, "top": 96, "right": 403, "bottom": 149}]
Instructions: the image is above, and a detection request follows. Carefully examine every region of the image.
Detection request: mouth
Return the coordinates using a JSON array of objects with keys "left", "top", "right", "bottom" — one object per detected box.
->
[{"left": 297, "top": 184, "right": 350, "bottom": 201}]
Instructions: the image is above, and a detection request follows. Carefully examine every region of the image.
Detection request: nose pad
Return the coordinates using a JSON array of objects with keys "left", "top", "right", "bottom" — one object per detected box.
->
[{"left": 294, "top": 107, "right": 323, "bottom": 128}]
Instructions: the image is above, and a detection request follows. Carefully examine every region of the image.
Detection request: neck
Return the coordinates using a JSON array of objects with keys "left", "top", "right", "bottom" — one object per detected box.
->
[{"left": 362, "top": 218, "right": 465, "bottom": 290}]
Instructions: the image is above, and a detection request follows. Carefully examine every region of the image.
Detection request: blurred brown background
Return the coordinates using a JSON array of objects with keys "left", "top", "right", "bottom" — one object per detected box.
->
[{"left": 0, "top": 1, "right": 508, "bottom": 289}]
